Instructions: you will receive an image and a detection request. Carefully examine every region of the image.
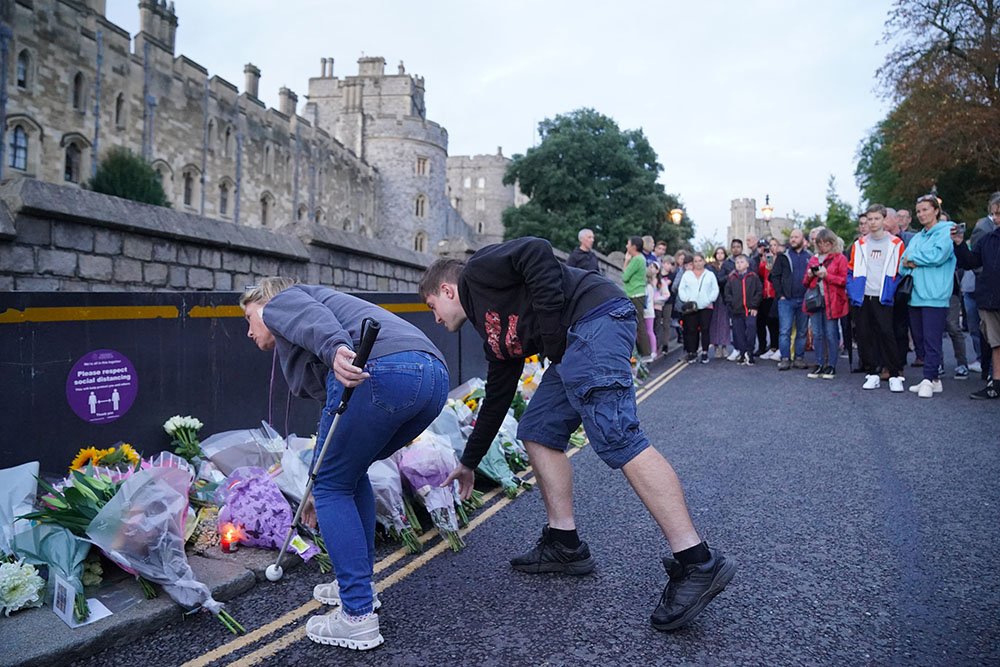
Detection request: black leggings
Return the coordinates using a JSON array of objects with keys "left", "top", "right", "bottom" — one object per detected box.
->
[
  {"left": 682, "top": 309, "right": 712, "bottom": 354},
  {"left": 756, "top": 297, "right": 778, "bottom": 350}
]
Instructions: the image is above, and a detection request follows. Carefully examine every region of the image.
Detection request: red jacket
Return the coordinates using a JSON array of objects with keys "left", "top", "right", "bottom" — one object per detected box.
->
[
  {"left": 759, "top": 260, "right": 776, "bottom": 299},
  {"left": 803, "top": 252, "right": 848, "bottom": 319}
]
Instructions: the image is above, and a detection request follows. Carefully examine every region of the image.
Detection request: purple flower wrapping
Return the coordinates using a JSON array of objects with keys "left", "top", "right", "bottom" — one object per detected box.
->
[
  {"left": 397, "top": 435, "right": 460, "bottom": 514},
  {"left": 216, "top": 467, "right": 292, "bottom": 550}
]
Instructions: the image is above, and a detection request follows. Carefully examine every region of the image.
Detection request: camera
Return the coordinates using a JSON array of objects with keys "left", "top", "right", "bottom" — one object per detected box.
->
[{"left": 811, "top": 265, "right": 820, "bottom": 273}]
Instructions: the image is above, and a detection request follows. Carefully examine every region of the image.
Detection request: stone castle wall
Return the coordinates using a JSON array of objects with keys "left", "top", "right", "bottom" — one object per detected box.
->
[
  {"left": 446, "top": 151, "right": 521, "bottom": 246},
  {"left": 0, "top": 179, "right": 433, "bottom": 293}
]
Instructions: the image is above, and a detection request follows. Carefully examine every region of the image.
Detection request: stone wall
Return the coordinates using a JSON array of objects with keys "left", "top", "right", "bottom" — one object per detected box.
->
[{"left": 0, "top": 179, "right": 433, "bottom": 292}]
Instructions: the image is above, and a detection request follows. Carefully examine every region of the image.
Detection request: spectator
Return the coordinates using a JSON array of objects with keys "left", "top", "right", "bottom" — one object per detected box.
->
[
  {"left": 770, "top": 229, "right": 813, "bottom": 370},
  {"left": 654, "top": 240, "right": 669, "bottom": 265},
  {"left": 967, "top": 192, "right": 1000, "bottom": 379},
  {"left": 643, "top": 264, "right": 658, "bottom": 363},
  {"left": 747, "top": 236, "right": 763, "bottom": 278},
  {"left": 803, "top": 229, "right": 849, "bottom": 379},
  {"left": 723, "top": 254, "right": 762, "bottom": 365},
  {"left": 678, "top": 252, "right": 719, "bottom": 364},
  {"left": 623, "top": 236, "right": 652, "bottom": 358},
  {"left": 951, "top": 194, "right": 1000, "bottom": 400},
  {"left": 884, "top": 207, "right": 914, "bottom": 370},
  {"left": 935, "top": 211, "right": 970, "bottom": 380},
  {"left": 900, "top": 195, "right": 956, "bottom": 398},
  {"left": 756, "top": 239, "right": 781, "bottom": 360},
  {"left": 653, "top": 257, "right": 674, "bottom": 356},
  {"left": 566, "top": 228, "right": 600, "bottom": 272},
  {"left": 898, "top": 209, "right": 912, "bottom": 235},
  {"left": 709, "top": 247, "right": 734, "bottom": 359},
  {"left": 642, "top": 235, "right": 658, "bottom": 266},
  {"left": 722, "top": 239, "right": 743, "bottom": 276},
  {"left": 848, "top": 204, "right": 906, "bottom": 391}
]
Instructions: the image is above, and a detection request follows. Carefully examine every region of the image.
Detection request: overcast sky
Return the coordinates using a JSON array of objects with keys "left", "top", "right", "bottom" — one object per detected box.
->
[{"left": 106, "top": 0, "right": 894, "bottom": 242}]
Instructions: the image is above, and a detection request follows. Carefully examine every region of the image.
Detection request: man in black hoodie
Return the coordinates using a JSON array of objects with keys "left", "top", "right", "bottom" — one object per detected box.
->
[{"left": 420, "top": 237, "right": 735, "bottom": 632}]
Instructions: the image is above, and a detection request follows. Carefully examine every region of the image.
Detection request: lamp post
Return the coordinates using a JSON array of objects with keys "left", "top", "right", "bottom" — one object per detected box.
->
[
  {"left": 669, "top": 208, "right": 684, "bottom": 225},
  {"left": 761, "top": 194, "right": 774, "bottom": 224}
]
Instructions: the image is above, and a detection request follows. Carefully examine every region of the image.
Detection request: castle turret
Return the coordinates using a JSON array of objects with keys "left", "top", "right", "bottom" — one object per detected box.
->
[
  {"left": 244, "top": 64, "right": 261, "bottom": 99},
  {"left": 138, "top": 0, "right": 177, "bottom": 54},
  {"left": 278, "top": 87, "right": 298, "bottom": 117}
]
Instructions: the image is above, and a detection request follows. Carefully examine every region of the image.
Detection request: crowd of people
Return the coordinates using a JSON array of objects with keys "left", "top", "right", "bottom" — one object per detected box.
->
[{"left": 569, "top": 190, "right": 1000, "bottom": 401}]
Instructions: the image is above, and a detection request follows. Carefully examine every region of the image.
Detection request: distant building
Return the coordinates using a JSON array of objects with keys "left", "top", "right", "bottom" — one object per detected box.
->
[
  {"left": 729, "top": 198, "right": 796, "bottom": 242},
  {"left": 446, "top": 147, "right": 527, "bottom": 246}
]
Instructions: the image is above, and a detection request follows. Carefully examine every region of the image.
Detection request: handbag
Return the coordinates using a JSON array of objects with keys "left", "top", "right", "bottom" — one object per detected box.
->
[
  {"left": 680, "top": 300, "right": 698, "bottom": 315},
  {"left": 804, "top": 286, "right": 824, "bottom": 313},
  {"left": 895, "top": 274, "right": 913, "bottom": 298}
]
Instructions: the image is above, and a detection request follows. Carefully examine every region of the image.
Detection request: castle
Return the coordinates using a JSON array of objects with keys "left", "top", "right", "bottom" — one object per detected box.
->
[
  {"left": 1, "top": 0, "right": 521, "bottom": 258},
  {"left": 728, "top": 198, "right": 796, "bottom": 243}
]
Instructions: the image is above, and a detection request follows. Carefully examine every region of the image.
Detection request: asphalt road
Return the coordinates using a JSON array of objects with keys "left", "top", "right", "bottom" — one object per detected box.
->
[{"left": 71, "top": 344, "right": 1000, "bottom": 666}]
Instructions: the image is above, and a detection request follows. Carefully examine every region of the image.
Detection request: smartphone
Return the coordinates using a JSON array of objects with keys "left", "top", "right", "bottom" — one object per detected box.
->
[{"left": 956, "top": 222, "right": 966, "bottom": 235}]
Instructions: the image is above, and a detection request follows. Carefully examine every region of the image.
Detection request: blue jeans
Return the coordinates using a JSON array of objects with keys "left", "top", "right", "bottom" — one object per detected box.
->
[
  {"left": 964, "top": 293, "right": 982, "bottom": 362},
  {"left": 518, "top": 300, "right": 649, "bottom": 469},
  {"left": 313, "top": 351, "right": 448, "bottom": 615},
  {"left": 778, "top": 297, "right": 808, "bottom": 360},
  {"left": 809, "top": 312, "right": 841, "bottom": 368},
  {"left": 909, "top": 306, "right": 948, "bottom": 382}
]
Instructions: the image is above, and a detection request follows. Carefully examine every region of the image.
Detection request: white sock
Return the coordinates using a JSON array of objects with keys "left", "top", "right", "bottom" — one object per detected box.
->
[{"left": 344, "top": 611, "right": 375, "bottom": 623}]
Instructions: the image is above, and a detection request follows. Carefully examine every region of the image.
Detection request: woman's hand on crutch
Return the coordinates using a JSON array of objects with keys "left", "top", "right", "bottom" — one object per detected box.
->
[{"left": 333, "top": 345, "right": 370, "bottom": 387}]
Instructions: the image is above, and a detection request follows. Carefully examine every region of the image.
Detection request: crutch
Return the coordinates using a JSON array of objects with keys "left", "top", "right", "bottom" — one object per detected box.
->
[{"left": 265, "top": 317, "right": 381, "bottom": 581}]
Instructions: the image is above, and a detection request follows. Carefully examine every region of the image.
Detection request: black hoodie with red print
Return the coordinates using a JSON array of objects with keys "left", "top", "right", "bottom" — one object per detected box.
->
[{"left": 456, "top": 237, "right": 623, "bottom": 468}]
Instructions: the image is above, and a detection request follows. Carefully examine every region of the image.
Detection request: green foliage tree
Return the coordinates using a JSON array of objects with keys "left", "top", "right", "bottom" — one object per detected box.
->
[
  {"left": 502, "top": 108, "right": 694, "bottom": 255},
  {"left": 821, "top": 175, "right": 856, "bottom": 243},
  {"left": 87, "top": 147, "right": 170, "bottom": 208}
]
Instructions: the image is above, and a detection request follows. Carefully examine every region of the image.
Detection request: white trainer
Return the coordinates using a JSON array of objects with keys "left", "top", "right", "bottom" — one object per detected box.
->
[
  {"left": 306, "top": 610, "right": 384, "bottom": 650},
  {"left": 888, "top": 376, "right": 905, "bottom": 393},
  {"left": 909, "top": 379, "right": 943, "bottom": 394},
  {"left": 862, "top": 374, "right": 881, "bottom": 390},
  {"left": 313, "top": 580, "right": 382, "bottom": 610},
  {"left": 968, "top": 361, "right": 983, "bottom": 373},
  {"left": 726, "top": 349, "right": 741, "bottom": 362},
  {"left": 916, "top": 379, "right": 934, "bottom": 398}
]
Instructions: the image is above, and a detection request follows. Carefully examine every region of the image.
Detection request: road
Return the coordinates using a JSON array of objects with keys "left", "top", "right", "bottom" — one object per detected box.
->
[{"left": 72, "top": 347, "right": 1000, "bottom": 666}]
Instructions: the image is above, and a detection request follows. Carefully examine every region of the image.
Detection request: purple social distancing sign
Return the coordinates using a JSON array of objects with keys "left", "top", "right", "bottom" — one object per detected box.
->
[{"left": 66, "top": 349, "right": 138, "bottom": 424}]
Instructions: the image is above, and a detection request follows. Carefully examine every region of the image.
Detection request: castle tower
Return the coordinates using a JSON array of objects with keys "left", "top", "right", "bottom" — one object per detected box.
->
[
  {"left": 446, "top": 147, "right": 522, "bottom": 245},
  {"left": 306, "top": 57, "right": 450, "bottom": 251},
  {"left": 728, "top": 198, "right": 758, "bottom": 243}
]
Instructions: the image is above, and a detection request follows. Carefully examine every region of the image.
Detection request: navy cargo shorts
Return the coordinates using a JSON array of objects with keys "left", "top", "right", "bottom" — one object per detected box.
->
[{"left": 517, "top": 299, "right": 649, "bottom": 469}]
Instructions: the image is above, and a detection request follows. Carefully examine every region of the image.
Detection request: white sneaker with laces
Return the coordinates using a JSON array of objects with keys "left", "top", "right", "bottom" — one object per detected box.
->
[
  {"left": 888, "top": 376, "right": 905, "bottom": 393},
  {"left": 916, "top": 379, "right": 934, "bottom": 398},
  {"left": 306, "top": 610, "right": 384, "bottom": 650},
  {"left": 909, "top": 379, "right": 943, "bottom": 394},
  {"left": 726, "top": 349, "right": 741, "bottom": 362},
  {"left": 862, "top": 374, "right": 881, "bottom": 390},
  {"left": 968, "top": 361, "right": 983, "bottom": 373},
  {"left": 313, "top": 580, "right": 382, "bottom": 610}
]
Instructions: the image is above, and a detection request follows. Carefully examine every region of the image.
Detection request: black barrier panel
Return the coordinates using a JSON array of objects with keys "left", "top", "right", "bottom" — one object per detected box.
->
[{"left": 0, "top": 292, "right": 487, "bottom": 474}]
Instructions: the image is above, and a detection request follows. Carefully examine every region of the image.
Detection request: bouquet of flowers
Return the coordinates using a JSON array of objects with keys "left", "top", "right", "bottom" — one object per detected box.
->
[
  {"left": 368, "top": 459, "right": 422, "bottom": 553},
  {"left": 477, "top": 439, "right": 530, "bottom": 499},
  {"left": 1, "top": 462, "right": 39, "bottom": 557},
  {"left": 0, "top": 558, "right": 45, "bottom": 616},
  {"left": 397, "top": 434, "right": 466, "bottom": 552},
  {"left": 86, "top": 465, "right": 244, "bottom": 634},
  {"left": 496, "top": 414, "right": 529, "bottom": 471},
  {"left": 10, "top": 523, "right": 91, "bottom": 621},
  {"left": 71, "top": 443, "right": 140, "bottom": 473},
  {"left": 163, "top": 415, "right": 205, "bottom": 462}
]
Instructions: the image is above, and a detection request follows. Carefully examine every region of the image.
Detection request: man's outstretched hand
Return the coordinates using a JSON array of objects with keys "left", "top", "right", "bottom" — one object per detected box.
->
[{"left": 442, "top": 463, "right": 476, "bottom": 500}]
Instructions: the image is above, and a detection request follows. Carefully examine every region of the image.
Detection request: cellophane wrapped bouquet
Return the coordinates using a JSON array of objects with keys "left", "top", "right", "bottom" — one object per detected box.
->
[
  {"left": 368, "top": 459, "right": 422, "bottom": 553},
  {"left": 397, "top": 434, "right": 466, "bottom": 552}
]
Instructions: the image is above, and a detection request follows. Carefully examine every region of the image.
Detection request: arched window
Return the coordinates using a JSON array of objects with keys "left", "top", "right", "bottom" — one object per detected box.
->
[
  {"left": 224, "top": 126, "right": 233, "bottom": 158},
  {"left": 183, "top": 172, "right": 194, "bottom": 206},
  {"left": 8, "top": 126, "right": 28, "bottom": 171},
  {"left": 207, "top": 119, "right": 216, "bottom": 148},
  {"left": 477, "top": 221, "right": 485, "bottom": 235},
  {"left": 16, "top": 50, "right": 30, "bottom": 89},
  {"left": 219, "top": 183, "right": 230, "bottom": 216},
  {"left": 264, "top": 144, "right": 273, "bottom": 175},
  {"left": 72, "top": 72, "right": 85, "bottom": 111},
  {"left": 414, "top": 231, "right": 427, "bottom": 253},
  {"left": 260, "top": 194, "right": 272, "bottom": 226},
  {"left": 64, "top": 143, "right": 82, "bottom": 182},
  {"left": 463, "top": 176, "right": 471, "bottom": 188},
  {"left": 414, "top": 194, "right": 427, "bottom": 218},
  {"left": 297, "top": 205, "right": 308, "bottom": 221},
  {"left": 415, "top": 157, "right": 428, "bottom": 176},
  {"left": 114, "top": 93, "right": 125, "bottom": 128},
  {"left": 314, "top": 208, "right": 323, "bottom": 223},
  {"left": 477, "top": 177, "right": 485, "bottom": 189}
]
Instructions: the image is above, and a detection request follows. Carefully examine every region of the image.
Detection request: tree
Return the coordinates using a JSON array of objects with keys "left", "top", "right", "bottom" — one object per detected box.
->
[
  {"left": 502, "top": 108, "right": 694, "bottom": 255},
  {"left": 821, "top": 175, "right": 856, "bottom": 243},
  {"left": 866, "top": 0, "right": 1000, "bottom": 220},
  {"left": 87, "top": 147, "right": 170, "bottom": 207}
]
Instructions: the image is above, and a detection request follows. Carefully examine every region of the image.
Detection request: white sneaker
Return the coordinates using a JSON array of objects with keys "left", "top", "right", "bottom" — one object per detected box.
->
[
  {"left": 888, "top": 376, "right": 905, "bottom": 393},
  {"left": 916, "top": 379, "right": 934, "bottom": 398},
  {"left": 313, "top": 580, "right": 382, "bottom": 610},
  {"left": 726, "top": 349, "right": 741, "bottom": 362},
  {"left": 862, "top": 374, "right": 881, "bottom": 390},
  {"left": 909, "top": 379, "right": 943, "bottom": 394},
  {"left": 763, "top": 350, "right": 778, "bottom": 361},
  {"left": 306, "top": 609, "right": 384, "bottom": 650},
  {"left": 969, "top": 361, "right": 982, "bottom": 373}
]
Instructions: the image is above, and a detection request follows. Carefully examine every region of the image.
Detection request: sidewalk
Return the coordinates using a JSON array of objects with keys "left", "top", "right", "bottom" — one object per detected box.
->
[{"left": 1, "top": 547, "right": 303, "bottom": 667}]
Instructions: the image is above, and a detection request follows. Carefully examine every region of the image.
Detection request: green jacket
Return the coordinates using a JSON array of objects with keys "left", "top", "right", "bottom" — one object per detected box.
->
[{"left": 622, "top": 255, "right": 646, "bottom": 298}]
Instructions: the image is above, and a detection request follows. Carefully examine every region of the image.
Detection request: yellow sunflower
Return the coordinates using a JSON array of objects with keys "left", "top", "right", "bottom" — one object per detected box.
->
[
  {"left": 118, "top": 443, "right": 141, "bottom": 466},
  {"left": 70, "top": 446, "right": 103, "bottom": 471}
]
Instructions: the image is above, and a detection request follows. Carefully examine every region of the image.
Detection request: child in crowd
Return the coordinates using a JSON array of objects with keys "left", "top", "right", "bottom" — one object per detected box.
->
[
  {"left": 653, "top": 258, "right": 674, "bottom": 356},
  {"left": 644, "top": 263, "right": 659, "bottom": 362},
  {"left": 723, "top": 254, "right": 763, "bottom": 365}
]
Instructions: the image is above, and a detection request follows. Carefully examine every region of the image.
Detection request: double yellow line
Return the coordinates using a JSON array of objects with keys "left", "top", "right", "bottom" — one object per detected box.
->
[{"left": 183, "top": 358, "right": 685, "bottom": 667}]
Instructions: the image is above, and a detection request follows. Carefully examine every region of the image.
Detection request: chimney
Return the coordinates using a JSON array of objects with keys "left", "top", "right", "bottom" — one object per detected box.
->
[
  {"left": 278, "top": 87, "right": 298, "bottom": 117},
  {"left": 244, "top": 63, "right": 261, "bottom": 99}
]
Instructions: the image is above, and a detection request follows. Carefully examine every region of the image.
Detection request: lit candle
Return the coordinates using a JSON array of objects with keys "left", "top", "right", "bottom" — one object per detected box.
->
[{"left": 220, "top": 523, "right": 241, "bottom": 553}]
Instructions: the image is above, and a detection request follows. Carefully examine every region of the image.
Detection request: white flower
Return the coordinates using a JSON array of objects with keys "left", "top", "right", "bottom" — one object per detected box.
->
[
  {"left": 0, "top": 560, "right": 45, "bottom": 616},
  {"left": 163, "top": 415, "right": 203, "bottom": 435}
]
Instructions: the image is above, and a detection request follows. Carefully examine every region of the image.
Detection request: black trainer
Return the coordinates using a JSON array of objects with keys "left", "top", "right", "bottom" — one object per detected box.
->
[
  {"left": 650, "top": 548, "right": 736, "bottom": 631},
  {"left": 510, "top": 526, "right": 596, "bottom": 575},
  {"left": 970, "top": 379, "right": 999, "bottom": 400}
]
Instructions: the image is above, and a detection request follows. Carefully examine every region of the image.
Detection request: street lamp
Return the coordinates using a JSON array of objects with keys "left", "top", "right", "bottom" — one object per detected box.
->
[
  {"left": 669, "top": 208, "right": 684, "bottom": 225},
  {"left": 761, "top": 194, "right": 774, "bottom": 223}
]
